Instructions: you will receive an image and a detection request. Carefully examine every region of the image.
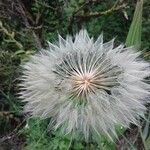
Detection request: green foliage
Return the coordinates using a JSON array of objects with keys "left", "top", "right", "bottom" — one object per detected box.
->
[{"left": 22, "top": 118, "right": 117, "bottom": 150}]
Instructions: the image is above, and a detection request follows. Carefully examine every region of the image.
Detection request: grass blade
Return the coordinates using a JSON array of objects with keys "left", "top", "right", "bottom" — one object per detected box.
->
[{"left": 126, "top": 0, "right": 143, "bottom": 49}]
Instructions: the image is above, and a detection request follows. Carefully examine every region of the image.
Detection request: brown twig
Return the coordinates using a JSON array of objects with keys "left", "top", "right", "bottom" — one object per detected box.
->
[
  {"left": 0, "top": 115, "right": 26, "bottom": 143},
  {"left": 76, "top": 3, "right": 127, "bottom": 18},
  {"left": 67, "top": 0, "right": 127, "bottom": 33},
  {"left": 15, "top": 0, "right": 42, "bottom": 49},
  {"left": 0, "top": 21, "right": 23, "bottom": 49},
  {"left": 67, "top": 0, "right": 91, "bottom": 33}
]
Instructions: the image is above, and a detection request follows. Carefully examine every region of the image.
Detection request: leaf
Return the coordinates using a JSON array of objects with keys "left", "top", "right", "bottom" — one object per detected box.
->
[{"left": 125, "top": 0, "right": 143, "bottom": 49}]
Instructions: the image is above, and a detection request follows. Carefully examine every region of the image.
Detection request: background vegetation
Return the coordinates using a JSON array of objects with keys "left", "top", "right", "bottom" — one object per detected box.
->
[{"left": 0, "top": 0, "right": 150, "bottom": 149}]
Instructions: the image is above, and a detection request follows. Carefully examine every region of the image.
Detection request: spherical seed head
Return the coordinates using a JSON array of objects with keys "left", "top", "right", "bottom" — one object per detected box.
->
[{"left": 19, "top": 30, "right": 150, "bottom": 140}]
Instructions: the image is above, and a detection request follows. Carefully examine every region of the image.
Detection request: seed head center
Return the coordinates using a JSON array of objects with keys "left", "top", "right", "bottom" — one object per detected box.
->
[
  {"left": 82, "top": 78, "right": 91, "bottom": 89},
  {"left": 73, "top": 73, "right": 94, "bottom": 90},
  {"left": 70, "top": 72, "right": 97, "bottom": 98}
]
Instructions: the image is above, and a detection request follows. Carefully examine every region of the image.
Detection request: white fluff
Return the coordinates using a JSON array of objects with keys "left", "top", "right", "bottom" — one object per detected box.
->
[{"left": 19, "top": 30, "right": 150, "bottom": 140}]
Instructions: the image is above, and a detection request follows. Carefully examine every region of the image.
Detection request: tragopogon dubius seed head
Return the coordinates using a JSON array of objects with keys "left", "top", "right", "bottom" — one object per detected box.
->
[{"left": 19, "top": 30, "right": 150, "bottom": 140}]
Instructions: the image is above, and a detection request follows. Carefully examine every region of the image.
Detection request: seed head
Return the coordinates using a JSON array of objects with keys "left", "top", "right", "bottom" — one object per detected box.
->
[{"left": 19, "top": 30, "right": 150, "bottom": 140}]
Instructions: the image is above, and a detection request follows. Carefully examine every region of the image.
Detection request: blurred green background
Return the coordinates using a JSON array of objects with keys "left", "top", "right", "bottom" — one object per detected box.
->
[{"left": 0, "top": 0, "right": 150, "bottom": 149}]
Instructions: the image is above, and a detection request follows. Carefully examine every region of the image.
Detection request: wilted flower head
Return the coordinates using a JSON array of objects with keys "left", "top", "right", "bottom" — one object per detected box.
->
[{"left": 19, "top": 30, "right": 150, "bottom": 140}]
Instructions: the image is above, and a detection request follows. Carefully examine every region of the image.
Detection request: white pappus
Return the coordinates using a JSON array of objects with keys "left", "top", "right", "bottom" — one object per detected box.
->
[{"left": 19, "top": 30, "right": 150, "bottom": 140}]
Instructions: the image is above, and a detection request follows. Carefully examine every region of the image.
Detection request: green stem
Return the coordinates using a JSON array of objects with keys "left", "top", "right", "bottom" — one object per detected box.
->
[{"left": 139, "top": 127, "right": 148, "bottom": 150}]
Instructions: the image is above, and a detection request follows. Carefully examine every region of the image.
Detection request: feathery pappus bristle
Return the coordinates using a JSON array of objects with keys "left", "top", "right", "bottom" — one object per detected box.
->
[{"left": 19, "top": 29, "right": 150, "bottom": 140}]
